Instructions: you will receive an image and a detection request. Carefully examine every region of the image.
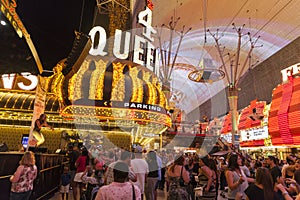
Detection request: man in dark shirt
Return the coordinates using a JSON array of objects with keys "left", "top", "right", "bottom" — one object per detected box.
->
[
  {"left": 266, "top": 155, "right": 285, "bottom": 200},
  {"left": 267, "top": 155, "right": 282, "bottom": 184}
]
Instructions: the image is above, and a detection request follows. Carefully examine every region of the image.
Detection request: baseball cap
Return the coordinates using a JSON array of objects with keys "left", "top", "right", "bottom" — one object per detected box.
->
[{"left": 135, "top": 145, "right": 143, "bottom": 153}]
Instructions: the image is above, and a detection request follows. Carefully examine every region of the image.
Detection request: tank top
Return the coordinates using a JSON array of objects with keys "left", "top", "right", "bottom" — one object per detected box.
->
[
  {"left": 11, "top": 165, "right": 37, "bottom": 193},
  {"left": 227, "top": 169, "right": 248, "bottom": 199},
  {"left": 33, "top": 119, "right": 42, "bottom": 133}
]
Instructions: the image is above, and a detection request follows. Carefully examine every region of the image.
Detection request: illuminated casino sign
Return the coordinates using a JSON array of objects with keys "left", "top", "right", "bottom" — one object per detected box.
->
[
  {"left": 0, "top": 72, "right": 38, "bottom": 91},
  {"left": 281, "top": 63, "right": 300, "bottom": 82},
  {"left": 88, "top": 1, "right": 159, "bottom": 77},
  {"left": 124, "top": 102, "right": 163, "bottom": 113},
  {"left": 0, "top": 0, "right": 27, "bottom": 38},
  {"left": 240, "top": 126, "right": 269, "bottom": 141}
]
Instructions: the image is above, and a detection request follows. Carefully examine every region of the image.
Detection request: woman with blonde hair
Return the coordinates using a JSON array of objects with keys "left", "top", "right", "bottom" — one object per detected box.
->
[{"left": 10, "top": 151, "right": 38, "bottom": 200}]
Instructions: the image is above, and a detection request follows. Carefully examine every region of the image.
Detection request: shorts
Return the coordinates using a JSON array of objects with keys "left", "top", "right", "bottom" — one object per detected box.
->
[
  {"left": 74, "top": 172, "right": 84, "bottom": 182},
  {"left": 60, "top": 184, "right": 70, "bottom": 193}
]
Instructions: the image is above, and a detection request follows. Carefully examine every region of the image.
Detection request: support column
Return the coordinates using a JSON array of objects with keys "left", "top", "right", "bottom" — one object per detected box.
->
[
  {"left": 160, "top": 133, "right": 163, "bottom": 149},
  {"left": 228, "top": 87, "right": 238, "bottom": 150}
]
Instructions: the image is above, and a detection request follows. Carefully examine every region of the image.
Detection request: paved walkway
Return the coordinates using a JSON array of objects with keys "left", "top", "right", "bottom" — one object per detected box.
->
[{"left": 49, "top": 187, "right": 228, "bottom": 200}]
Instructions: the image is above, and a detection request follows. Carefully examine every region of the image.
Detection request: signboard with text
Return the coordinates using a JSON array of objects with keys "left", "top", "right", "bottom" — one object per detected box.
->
[
  {"left": 281, "top": 63, "right": 300, "bottom": 82},
  {"left": 240, "top": 126, "right": 269, "bottom": 141},
  {"left": 88, "top": 0, "right": 159, "bottom": 77},
  {"left": 28, "top": 76, "right": 47, "bottom": 147},
  {"left": 0, "top": 72, "right": 38, "bottom": 91}
]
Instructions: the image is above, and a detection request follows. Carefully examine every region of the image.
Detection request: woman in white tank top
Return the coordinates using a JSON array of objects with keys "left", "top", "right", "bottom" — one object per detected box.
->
[{"left": 225, "top": 154, "right": 254, "bottom": 200}]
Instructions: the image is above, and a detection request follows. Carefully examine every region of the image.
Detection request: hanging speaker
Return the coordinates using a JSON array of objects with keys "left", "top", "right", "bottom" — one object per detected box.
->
[{"left": 62, "top": 31, "right": 92, "bottom": 78}]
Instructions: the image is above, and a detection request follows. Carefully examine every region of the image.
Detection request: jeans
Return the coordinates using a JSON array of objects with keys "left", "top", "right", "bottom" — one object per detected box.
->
[
  {"left": 145, "top": 177, "right": 158, "bottom": 200},
  {"left": 10, "top": 190, "right": 32, "bottom": 200}
]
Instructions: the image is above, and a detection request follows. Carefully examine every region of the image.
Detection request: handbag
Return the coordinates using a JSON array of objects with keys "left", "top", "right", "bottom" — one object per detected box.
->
[
  {"left": 179, "top": 166, "right": 185, "bottom": 187},
  {"left": 194, "top": 186, "right": 204, "bottom": 197}
]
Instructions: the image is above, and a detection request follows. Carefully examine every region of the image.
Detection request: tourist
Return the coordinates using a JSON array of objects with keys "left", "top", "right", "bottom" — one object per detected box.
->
[
  {"left": 225, "top": 154, "right": 254, "bottom": 200},
  {"left": 245, "top": 167, "right": 280, "bottom": 200},
  {"left": 145, "top": 151, "right": 159, "bottom": 200},
  {"left": 60, "top": 166, "right": 71, "bottom": 200},
  {"left": 74, "top": 147, "right": 90, "bottom": 199},
  {"left": 266, "top": 156, "right": 282, "bottom": 184},
  {"left": 67, "top": 145, "right": 80, "bottom": 199},
  {"left": 197, "top": 156, "right": 217, "bottom": 200},
  {"left": 131, "top": 145, "right": 149, "bottom": 200},
  {"left": 166, "top": 155, "right": 190, "bottom": 200},
  {"left": 10, "top": 151, "right": 38, "bottom": 200},
  {"left": 104, "top": 150, "right": 136, "bottom": 185}
]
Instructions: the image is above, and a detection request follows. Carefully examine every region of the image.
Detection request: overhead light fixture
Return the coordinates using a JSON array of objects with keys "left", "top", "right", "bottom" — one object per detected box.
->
[{"left": 0, "top": 20, "right": 6, "bottom": 26}]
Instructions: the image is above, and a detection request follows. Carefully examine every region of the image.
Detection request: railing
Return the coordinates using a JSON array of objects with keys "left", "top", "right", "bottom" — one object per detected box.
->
[
  {"left": 0, "top": 152, "right": 67, "bottom": 200},
  {"left": 167, "top": 121, "right": 221, "bottom": 135}
]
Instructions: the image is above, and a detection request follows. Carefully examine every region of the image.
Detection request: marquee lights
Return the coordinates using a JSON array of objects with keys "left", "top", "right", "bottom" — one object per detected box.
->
[
  {"left": 61, "top": 105, "right": 171, "bottom": 127},
  {"left": 61, "top": 105, "right": 171, "bottom": 135},
  {"left": 49, "top": 0, "right": 171, "bottom": 137}
]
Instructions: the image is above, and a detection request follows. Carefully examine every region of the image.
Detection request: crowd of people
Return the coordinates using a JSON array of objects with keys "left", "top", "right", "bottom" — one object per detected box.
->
[
  {"left": 67, "top": 146, "right": 300, "bottom": 200},
  {"left": 65, "top": 145, "right": 222, "bottom": 200},
  {"left": 213, "top": 153, "right": 300, "bottom": 200},
  {"left": 222, "top": 153, "right": 300, "bottom": 200},
  {"left": 9, "top": 145, "right": 300, "bottom": 200}
]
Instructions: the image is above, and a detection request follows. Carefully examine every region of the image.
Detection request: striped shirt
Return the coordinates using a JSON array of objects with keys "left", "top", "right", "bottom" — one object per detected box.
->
[{"left": 105, "top": 161, "right": 136, "bottom": 185}]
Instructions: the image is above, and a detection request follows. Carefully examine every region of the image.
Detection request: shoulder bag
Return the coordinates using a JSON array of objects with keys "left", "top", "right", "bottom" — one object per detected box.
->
[
  {"left": 179, "top": 165, "right": 185, "bottom": 187},
  {"left": 132, "top": 184, "right": 136, "bottom": 200}
]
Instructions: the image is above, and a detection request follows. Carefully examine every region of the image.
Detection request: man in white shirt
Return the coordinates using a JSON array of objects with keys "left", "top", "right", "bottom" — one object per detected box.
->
[{"left": 131, "top": 145, "right": 149, "bottom": 200}]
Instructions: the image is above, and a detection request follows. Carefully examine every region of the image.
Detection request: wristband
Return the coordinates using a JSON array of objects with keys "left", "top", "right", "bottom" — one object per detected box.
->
[{"left": 282, "top": 191, "right": 289, "bottom": 196}]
